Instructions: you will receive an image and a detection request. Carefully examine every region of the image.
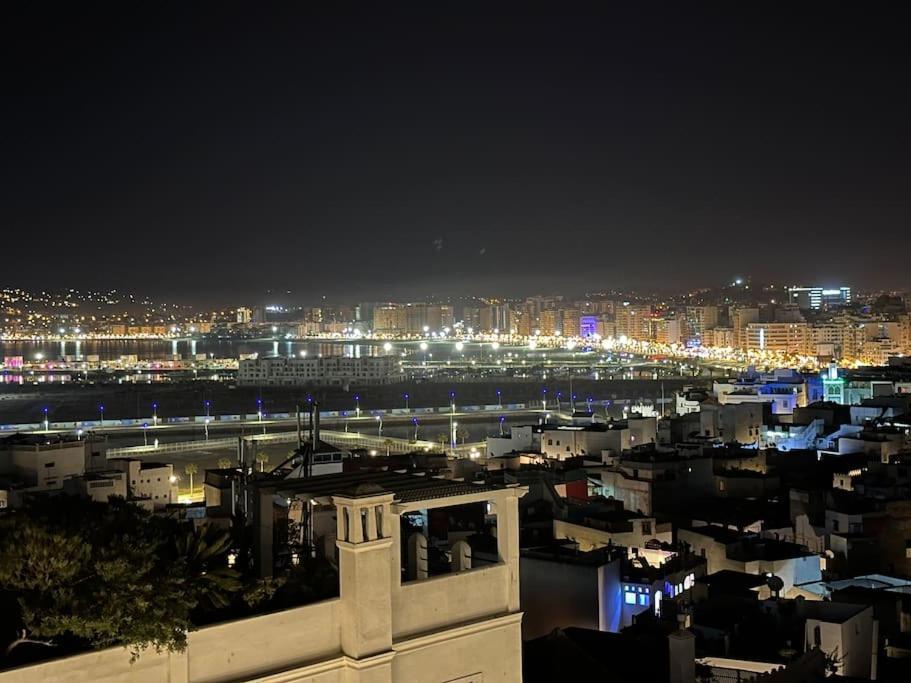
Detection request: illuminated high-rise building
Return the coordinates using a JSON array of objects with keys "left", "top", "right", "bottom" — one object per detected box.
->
[{"left": 787, "top": 286, "right": 851, "bottom": 310}]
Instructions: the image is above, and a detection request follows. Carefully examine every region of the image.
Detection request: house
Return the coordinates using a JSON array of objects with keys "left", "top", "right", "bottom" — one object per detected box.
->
[
  {"left": 677, "top": 527, "right": 821, "bottom": 597},
  {"left": 3, "top": 470, "right": 528, "bottom": 682},
  {"left": 800, "top": 601, "right": 876, "bottom": 679}
]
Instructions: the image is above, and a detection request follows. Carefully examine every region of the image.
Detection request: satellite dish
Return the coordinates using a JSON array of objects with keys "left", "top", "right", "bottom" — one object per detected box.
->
[{"left": 766, "top": 574, "right": 785, "bottom": 598}]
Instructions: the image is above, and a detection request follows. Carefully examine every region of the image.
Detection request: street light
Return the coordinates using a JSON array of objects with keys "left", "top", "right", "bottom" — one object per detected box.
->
[
  {"left": 542, "top": 387, "right": 548, "bottom": 411},
  {"left": 43, "top": 407, "right": 49, "bottom": 432},
  {"left": 354, "top": 394, "right": 361, "bottom": 418},
  {"left": 375, "top": 415, "right": 382, "bottom": 436},
  {"left": 99, "top": 404, "right": 105, "bottom": 427},
  {"left": 256, "top": 398, "right": 263, "bottom": 422},
  {"left": 204, "top": 400, "right": 211, "bottom": 418},
  {"left": 449, "top": 391, "right": 456, "bottom": 450},
  {"left": 496, "top": 389, "right": 502, "bottom": 408},
  {"left": 142, "top": 422, "right": 149, "bottom": 446},
  {"left": 499, "top": 415, "right": 506, "bottom": 436},
  {"left": 404, "top": 392, "right": 409, "bottom": 411},
  {"left": 152, "top": 401, "right": 158, "bottom": 426},
  {"left": 412, "top": 416, "right": 419, "bottom": 440}
]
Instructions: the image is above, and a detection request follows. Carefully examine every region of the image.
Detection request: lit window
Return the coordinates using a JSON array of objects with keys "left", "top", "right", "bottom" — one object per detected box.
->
[
  {"left": 639, "top": 594, "right": 649, "bottom": 606},
  {"left": 625, "top": 592, "right": 636, "bottom": 605}
]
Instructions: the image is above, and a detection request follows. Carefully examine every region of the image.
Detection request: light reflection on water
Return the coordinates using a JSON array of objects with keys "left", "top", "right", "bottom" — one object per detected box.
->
[{"left": 0, "top": 339, "right": 391, "bottom": 362}]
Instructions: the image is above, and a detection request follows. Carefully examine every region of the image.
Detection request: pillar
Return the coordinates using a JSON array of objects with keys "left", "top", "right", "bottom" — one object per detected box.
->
[
  {"left": 494, "top": 491, "right": 522, "bottom": 612},
  {"left": 334, "top": 492, "right": 396, "bottom": 662}
]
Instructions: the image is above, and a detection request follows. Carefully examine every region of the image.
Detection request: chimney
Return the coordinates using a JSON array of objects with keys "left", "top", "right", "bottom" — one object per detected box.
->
[{"left": 668, "top": 625, "right": 695, "bottom": 683}]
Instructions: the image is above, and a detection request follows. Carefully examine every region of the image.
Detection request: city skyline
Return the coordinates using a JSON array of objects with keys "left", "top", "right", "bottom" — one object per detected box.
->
[
  {"left": 6, "top": 6, "right": 911, "bottom": 683},
  {"left": 4, "top": 5, "right": 911, "bottom": 302}
]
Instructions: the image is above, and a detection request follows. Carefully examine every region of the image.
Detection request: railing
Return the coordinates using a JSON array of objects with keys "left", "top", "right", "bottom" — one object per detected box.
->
[
  {"left": 0, "top": 403, "right": 533, "bottom": 433},
  {"left": 107, "top": 428, "right": 488, "bottom": 459}
]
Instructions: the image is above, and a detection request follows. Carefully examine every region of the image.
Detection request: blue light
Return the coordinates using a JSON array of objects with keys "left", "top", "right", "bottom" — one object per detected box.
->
[
  {"left": 624, "top": 592, "right": 636, "bottom": 605},
  {"left": 638, "top": 594, "right": 649, "bottom": 606}
]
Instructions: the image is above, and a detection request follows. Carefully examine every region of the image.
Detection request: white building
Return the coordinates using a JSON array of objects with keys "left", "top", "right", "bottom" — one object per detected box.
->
[
  {"left": 678, "top": 527, "right": 821, "bottom": 598},
  {"left": 801, "top": 601, "right": 875, "bottom": 678},
  {"left": 110, "top": 458, "right": 177, "bottom": 510},
  {"left": 3, "top": 472, "right": 527, "bottom": 683},
  {"left": 486, "top": 424, "right": 541, "bottom": 458},
  {"left": 699, "top": 400, "right": 763, "bottom": 445},
  {"left": 0, "top": 435, "right": 93, "bottom": 494},
  {"left": 63, "top": 470, "right": 128, "bottom": 502},
  {"left": 238, "top": 355, "right": 399, "bottom": 386}
]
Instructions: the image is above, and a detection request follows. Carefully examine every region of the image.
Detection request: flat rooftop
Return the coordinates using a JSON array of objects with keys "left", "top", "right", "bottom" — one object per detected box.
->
[
  {"left": 798, "top": 600, "right": 869, "bottom": 623},
  {"left": 255, "top": 469, "right": 507, "bottom": 504},
  {"left": 0, "top": 433, "right": 85, "bottom": 448}
]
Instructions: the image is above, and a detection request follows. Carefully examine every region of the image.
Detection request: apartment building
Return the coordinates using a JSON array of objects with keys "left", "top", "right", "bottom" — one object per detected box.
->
[{"left": 238, "top": 355, "right": 399, "bottom": 386}]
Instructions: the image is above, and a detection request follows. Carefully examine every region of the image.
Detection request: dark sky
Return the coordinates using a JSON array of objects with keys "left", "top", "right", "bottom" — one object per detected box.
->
[{"left": 3, "top": 4, "right": 910, "bottom": 304}]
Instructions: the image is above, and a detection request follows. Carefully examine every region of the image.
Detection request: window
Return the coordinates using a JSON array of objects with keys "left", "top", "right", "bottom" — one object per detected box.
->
[
  {"left": 44, "top": 462, "right": 55, "bottom": 468},
  {"left": 641, "top": 521, "right": 652, "bottom": 535},
  {"left": 624, "top": 592, "right": 636, "bottom": 605},
  {"left": 639, "top": 593, "right": 649, "bottom": 606}
]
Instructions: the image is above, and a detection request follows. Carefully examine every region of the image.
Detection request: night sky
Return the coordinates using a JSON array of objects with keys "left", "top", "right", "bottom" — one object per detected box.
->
[{"left": 4, "top": 5, "right": 910, "bottom": 304}]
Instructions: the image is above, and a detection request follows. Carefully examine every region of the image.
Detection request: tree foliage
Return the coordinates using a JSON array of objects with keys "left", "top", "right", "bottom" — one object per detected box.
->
[{"left": 0, "top": 496, "right": 245, "bottom": 659}]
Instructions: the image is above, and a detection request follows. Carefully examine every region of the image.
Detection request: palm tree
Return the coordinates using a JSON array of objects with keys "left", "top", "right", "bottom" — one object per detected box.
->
[
  {"left": 217, "top": 457, "right": 232, "bottom": 470},
  {"left": 383, "top": 438, "right": 393, "bottom": 456},
  {"left": 255, "top": 452, "right": 270, "bottom": 473},
  {"left": 174, "top": 525, "right": 241, "bottom": 609},
  {"left": 457, "top": 427, "right": 470, "bottom": 444},
  {"left": 184, "top": 463, "right": 198, "bottom": 492},
  {"left": 436, "top": 432, "right": 448, "bottom": 452}
]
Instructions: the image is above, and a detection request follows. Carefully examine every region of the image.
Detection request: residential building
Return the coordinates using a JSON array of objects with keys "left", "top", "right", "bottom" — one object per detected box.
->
[
  {"left": 110, "top": 459, "right": 178, "bottom": 511},
  {"left": 0, "top": 434, "right": 106, "bottom": 496},
  {"left": 745, "top": 322, "right": 810, "bottom": 355},
  {"left": 677, "top": 527, "right": 821, "bottom": 597},
  {"left": 238, "top": 355, "right": 399, "bottom": 386},
  {"left": 614, "top": 303, "right": 652, "bottom": 341},
  {"left": 6, "top": 470, "right": 528, "bottom": 683},
  {"left": 730, "top": 307, "right": 759, "bottom": 349}
]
